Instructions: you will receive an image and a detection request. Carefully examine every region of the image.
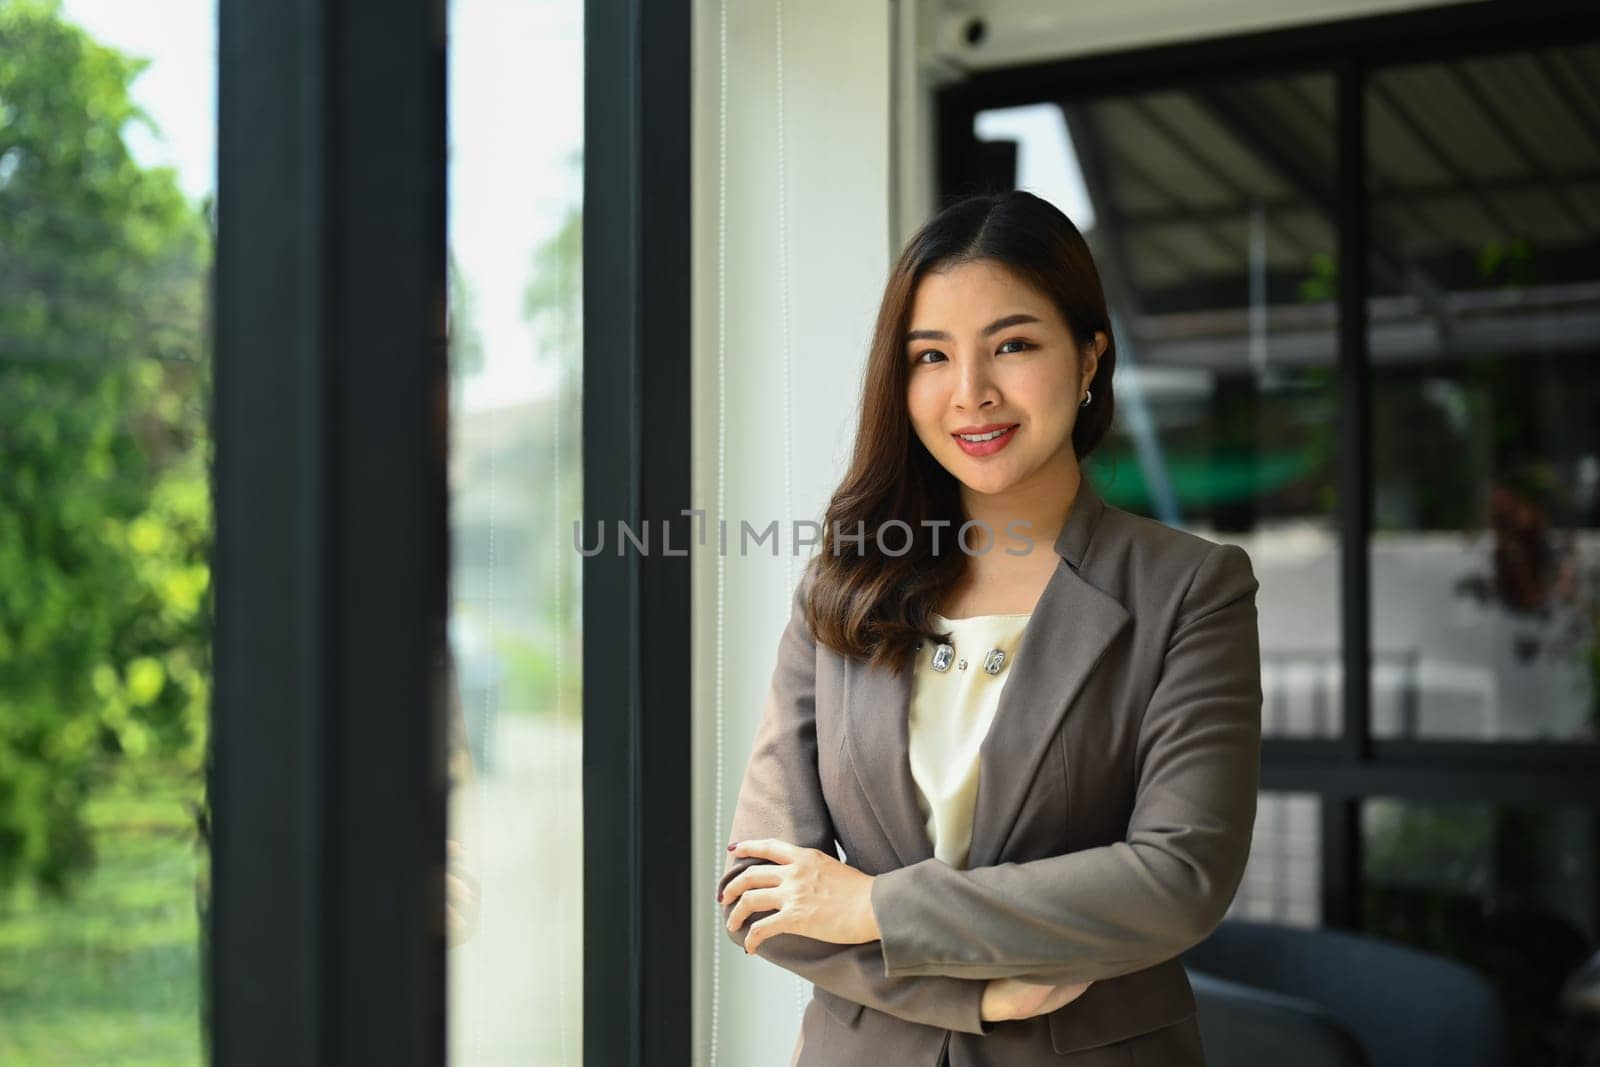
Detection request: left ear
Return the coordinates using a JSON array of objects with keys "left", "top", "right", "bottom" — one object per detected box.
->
[{"left": 1082, "top": 331, "right": 1106, "bottom": 389}]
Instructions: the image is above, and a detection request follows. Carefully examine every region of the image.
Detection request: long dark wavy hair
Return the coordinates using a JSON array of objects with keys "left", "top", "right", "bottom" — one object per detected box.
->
[{"left": 802, "top": 190, "right": 1118, "bottom": 675}]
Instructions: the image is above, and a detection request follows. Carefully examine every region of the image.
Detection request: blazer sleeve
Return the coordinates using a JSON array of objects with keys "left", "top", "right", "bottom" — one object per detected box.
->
[
  {"left": 869, "top": 541, "right": 1262, "bottom": 983},
  {"left": 719, "top": 565, "right": 995, "bottom": 1036}
]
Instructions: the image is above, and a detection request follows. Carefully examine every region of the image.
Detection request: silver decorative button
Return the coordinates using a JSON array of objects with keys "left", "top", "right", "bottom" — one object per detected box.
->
[
  {"left": 983, "top": 648, "right": 1006, "bottom": 674},
  {"left": 931, "top": 644, "right": 954, "bottom": 672}
]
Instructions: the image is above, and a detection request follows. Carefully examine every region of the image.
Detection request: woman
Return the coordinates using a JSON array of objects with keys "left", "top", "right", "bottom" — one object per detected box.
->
[{"left": 718, "top": 190, "right": 1262, "bottom": 1066}]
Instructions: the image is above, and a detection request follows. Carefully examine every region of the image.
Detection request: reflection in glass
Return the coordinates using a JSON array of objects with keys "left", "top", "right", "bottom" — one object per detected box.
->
[
  {"left": 446, "top": 0, "right": 584, "bottom": 1062},
  {"left": 1363, "top": 800, "right": 1598, "bottom": 1064},
  {"left": 1366, "top": 44, "right": 1600, "bottom": 743},
  {"left": 981, "top": 73, "right": 1343, "bottom": 738}
]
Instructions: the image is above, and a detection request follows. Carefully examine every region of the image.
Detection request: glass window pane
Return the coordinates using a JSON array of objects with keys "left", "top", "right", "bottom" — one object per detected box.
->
[
  {"left": 446, "top": 0, "right": 585, "bottom": 1062},
  {"left": 0, "top": 2, "right": 216, "bottom": 1062},
  {"left": 1002, "top": 73, "right": 1343, "bottom": 739},
  {"left": 1366, "top": 44, "right": 1600, "bottom": 742},
  {"left": 1227, "top": 792, "right": 1323, "bottom": 927},
  {"left": 1363, "top": 799, "right": 1598, "bottom": 1064}
]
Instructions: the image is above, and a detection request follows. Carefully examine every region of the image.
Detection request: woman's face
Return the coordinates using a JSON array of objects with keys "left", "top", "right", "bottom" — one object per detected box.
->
[{"left": 904, "top": 258, "right": 1102, "bottom": 499}]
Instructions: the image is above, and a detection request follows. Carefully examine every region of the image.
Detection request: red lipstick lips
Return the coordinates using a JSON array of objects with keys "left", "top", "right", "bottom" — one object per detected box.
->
[{"left": 952, "top": 422, "right": 1019, "bottom": 457}]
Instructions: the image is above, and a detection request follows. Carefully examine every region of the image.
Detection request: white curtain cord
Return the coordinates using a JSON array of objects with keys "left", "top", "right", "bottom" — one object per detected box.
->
[
  {"left": 708, "top": 0, "right": 731, "bottom": 1058},
  {"left": 555, "top": 364, "right": 572, "bottom": 1063},
  {"left": 475, "top": 408, "right": 495, "bottom": 1067},
  {"left": 776, "top": 0, "right": 805, "bottom": 1025}
]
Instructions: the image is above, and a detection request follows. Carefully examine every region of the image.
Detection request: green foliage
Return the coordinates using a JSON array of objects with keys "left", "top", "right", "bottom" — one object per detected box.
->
[
  {"left": 1296, "top": 250, "right": 1337, "bottom": 303},
  {"left": 520, "top": 181, "right": 584, "bottom": 663},
  {"left": 520, "top": 155, "right": 582, "bottom": 364},
  {"left": 1477, "top": 237, "right": 1535, "bottom": 288},
  {"left": 493, "top": 625, "right": 581, "bottom": 720},
  {"left": 0, "top": 762, "right": 206, "bottom": 1065},
  {"left": 0, "top": 0, "right": 213, "bottom": 899},
  {"left": 447, "top": 250, "right": 485, "bottom": 383}
]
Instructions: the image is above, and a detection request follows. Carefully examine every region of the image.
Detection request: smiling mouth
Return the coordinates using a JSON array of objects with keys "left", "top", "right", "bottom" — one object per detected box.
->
[
  {"left": 951, "top": 424, "right": 1020, "bottom": 457},
  {"left": 953, "top": 425, "right": 1017, "bottom": 443}
]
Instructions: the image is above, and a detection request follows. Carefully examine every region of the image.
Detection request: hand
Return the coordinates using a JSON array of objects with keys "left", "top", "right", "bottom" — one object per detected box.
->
[
  {"left": 445, "top": 838, "right": 480, "bottom": 948},
  {"left": 721, "top": 838, "right": 878, "bottom": 955},
  {"left": 980, "top": 977, "right": 1094, "bottom": 1022}
]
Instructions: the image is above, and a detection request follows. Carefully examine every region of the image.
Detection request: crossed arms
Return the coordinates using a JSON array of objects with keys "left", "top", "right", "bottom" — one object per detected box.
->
[{"left": 719, "top": 543, "right": 1262, "bottom": 1034}]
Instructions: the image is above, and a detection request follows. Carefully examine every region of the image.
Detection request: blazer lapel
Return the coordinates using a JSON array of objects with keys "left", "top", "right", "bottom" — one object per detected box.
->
[
  {"left": 963, "top": 549, "right": 1130, "bottom": 870},
  {"left": 841, "top": 479, "right": 1131, "bottom": 872},
  {"left": 841, "top": 650, "right": 929, "bottom": 869}
]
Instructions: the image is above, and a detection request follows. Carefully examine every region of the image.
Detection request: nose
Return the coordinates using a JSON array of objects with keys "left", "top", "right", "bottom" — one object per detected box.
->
[{"left": 952, "top": 353, "right": 999, "bottom": 411}]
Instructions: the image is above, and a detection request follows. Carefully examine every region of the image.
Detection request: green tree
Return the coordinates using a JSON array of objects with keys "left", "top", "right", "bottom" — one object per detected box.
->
[
  {"left": 0, "top": 0, "right": 212, "bottom": 899},
  {"left": 518, "top": 152, "right": 583, "bottom": 720}
]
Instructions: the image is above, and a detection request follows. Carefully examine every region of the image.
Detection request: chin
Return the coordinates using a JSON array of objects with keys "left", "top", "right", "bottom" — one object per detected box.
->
[{"left": 957, "top": 470, "right": 1019, "bottom": 495}]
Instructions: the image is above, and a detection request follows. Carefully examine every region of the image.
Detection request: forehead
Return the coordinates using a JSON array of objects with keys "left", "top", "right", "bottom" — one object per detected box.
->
[{"left": 908, "top": 260, "right": 1051, "bottom": 323}]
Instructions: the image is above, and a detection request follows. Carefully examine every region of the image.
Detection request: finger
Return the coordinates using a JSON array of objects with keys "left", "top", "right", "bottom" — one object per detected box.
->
[
  {"left": 1040, "top": 980, "right": 1092, "bottom": 1014},
  {"left": 745, "top": 912, "right": 784, "bottom": 955},
  {"left": 721, "top": 867, "right": 772, "bottom": 906},
  {"left": 726, "top": 886, "right": 779, "bottom": 934},
  {"left": 446, "top": 872, "right": 475, "bottom": 904},
  {"left": 726, "top": 887, "right": 781, "bottom": 933},
  {"left": 726, "top": 892, "right": 749, "bottom": 932},
  {"left": 720, "top": 865, "right": 782, "bottom": 906},
  {"left": 730, "top": 838, "right": 802, "bottom": 864}
]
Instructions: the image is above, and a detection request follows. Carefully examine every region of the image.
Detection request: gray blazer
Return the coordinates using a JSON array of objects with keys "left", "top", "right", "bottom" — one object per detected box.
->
[{"left": 720, "top": 479, "right": 1262, "bottom": 1066}]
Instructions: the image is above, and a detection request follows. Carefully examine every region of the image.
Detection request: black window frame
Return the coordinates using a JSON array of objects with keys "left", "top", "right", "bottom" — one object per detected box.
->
[
  {"left": 583, "top": 0, "right": 694, "bottom": 1064},
  {"left": 215, "top": 0, "right": 695, "bottom": 1062},
  {"left": 934, "top": 0, "right": 1600, "bottom": 929},
  {"left": 213, "top": 0, "right": 450, "bottom": 1064}
]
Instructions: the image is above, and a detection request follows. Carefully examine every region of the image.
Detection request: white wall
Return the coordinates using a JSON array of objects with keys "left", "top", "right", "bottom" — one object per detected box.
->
[{"left": 690, "top": 1, "right": 898, "bottom": 1064}]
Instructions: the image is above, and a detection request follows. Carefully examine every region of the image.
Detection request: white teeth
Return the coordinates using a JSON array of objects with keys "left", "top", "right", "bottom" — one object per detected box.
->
[{"left": 957, "top": 427, "right": 1013, "bottom": 442}]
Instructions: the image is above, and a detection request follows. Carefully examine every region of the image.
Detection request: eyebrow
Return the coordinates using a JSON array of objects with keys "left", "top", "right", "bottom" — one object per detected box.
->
[{"left": 905, "top": 313, "right": 1042, "bottom": 344}]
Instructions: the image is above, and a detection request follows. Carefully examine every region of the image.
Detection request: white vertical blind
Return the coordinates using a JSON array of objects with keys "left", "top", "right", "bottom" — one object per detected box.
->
[{"left": 694, "top": 1, "right": 897, "bottom": 1063}]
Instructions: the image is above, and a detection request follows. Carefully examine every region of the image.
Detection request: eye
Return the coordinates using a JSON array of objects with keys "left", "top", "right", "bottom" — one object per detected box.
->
[{"left": 912, "top": 340, "right": 1033, "bottom": 365}]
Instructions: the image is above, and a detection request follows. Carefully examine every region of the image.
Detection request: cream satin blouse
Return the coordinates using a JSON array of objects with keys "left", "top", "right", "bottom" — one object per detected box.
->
[{"left": 908, "top": 610, "right": 1034, "bottom": 870}]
